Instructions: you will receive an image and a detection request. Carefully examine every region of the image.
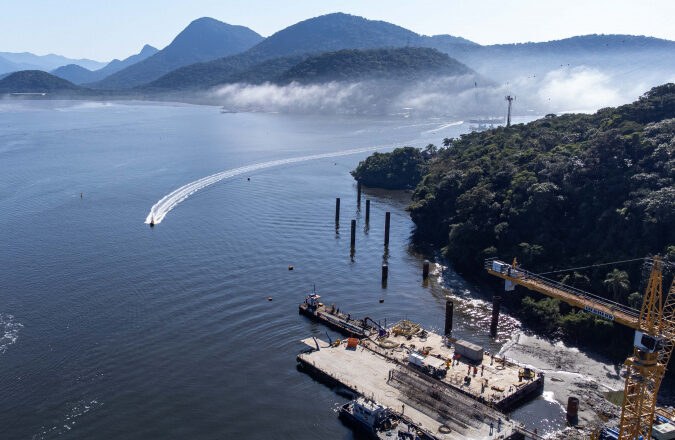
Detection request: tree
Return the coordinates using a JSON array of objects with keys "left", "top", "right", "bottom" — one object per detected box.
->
[
  {"left": 424, "top": 143, "right": 438, "bottom": 157},
  {"left": 628, "top": 291, "right": 643, "bottom": 310},
  {"left": 604, "top": 269, "right": 631, "bottom": 302},
  {"left": 442, "top": 137, "right": 453, "bottom": 147}
]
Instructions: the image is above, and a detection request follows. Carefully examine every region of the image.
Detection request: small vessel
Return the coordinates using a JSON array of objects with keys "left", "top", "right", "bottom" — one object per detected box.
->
[
  {"left": 519, "top": 367, "right": 535, "bottom": 380},
  {"left": 339, "top": 397, "right": 435, "bottom": 439},
  {"left": 150, "top": 217, "right": 155, "bottom": 228}
]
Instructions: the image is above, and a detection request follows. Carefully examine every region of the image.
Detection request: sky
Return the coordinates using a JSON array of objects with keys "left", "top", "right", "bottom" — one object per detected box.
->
[{"left": 2, "top": 0, "right": 674, "bottom": 61}]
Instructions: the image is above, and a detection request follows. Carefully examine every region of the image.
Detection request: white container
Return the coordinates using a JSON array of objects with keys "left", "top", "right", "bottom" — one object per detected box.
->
[{"left": 408, "top": 352, "right": 425, "bottom": 367}]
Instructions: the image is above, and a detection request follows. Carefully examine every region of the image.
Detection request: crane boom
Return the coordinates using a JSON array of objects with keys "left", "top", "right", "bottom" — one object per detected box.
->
[
  {"left": 485, "top": 257, "right": 675, "bottom": 440},
  {"left": 485, "top": 259, "right": 639, "bottom": 328}
]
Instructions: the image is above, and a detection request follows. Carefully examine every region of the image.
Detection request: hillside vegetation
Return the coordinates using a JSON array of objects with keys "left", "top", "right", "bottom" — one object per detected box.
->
[
  {"left": 408, "top": 84, "right": 674, "bottom": 274},
  {"left": 0, "top": 70, "right": 81, "bottom": 93},
  {"left": 352, "top": 147, "right": 429, "bottom": 189},
  {"left": 277, "top": 47, "right": 472, "bottom": 84},
  {"left": 353, "top": 84, "right": 674, "bottom": 350}
]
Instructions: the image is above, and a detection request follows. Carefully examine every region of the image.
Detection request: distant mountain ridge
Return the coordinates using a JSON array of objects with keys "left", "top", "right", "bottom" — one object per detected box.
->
[
  {"left": 146, "top": 13, "right": 477, "bottom": 90},
  {"left": 2, "top": 13, "right": 674, "bottom": 98},
  {"left": 449, "top": 34, "right": 675, "bottom": 81},
  {"left": 51, "top": 45, "right": 158, "bottom": 84},
  {"left": 95, "top": 44, "right": 159, "bottom": 78},
  {"left": 0, "top": 47, "right": 476, "bottom": 98},
  {"left": 0, "top": 52, "right": 105, "bottom": 74},
  {"left": 89, "top": 18, "right": 263, "bottom": 89},
  {"left": 145, "top": 13, "right": 674, "bottom": 92}
]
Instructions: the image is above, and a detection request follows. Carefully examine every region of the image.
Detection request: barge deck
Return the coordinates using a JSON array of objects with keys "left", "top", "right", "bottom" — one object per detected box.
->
[{"left": 297, "top": 298, "right": 546, "bottom": 439}]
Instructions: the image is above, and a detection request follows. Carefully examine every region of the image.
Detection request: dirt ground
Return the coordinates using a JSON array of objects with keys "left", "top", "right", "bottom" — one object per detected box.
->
[{"left": 499, "top": 332, "right": 624, "bottom": 438}]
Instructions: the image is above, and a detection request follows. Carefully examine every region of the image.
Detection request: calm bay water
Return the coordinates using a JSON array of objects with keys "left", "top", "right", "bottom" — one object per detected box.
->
[{"left": 0, "top": 100, "right": 555, "bottom": 439}]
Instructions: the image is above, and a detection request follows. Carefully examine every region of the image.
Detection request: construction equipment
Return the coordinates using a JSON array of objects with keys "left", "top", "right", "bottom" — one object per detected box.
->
[{"left": 486, "top": 256, "right": 675, "bottom": 439}]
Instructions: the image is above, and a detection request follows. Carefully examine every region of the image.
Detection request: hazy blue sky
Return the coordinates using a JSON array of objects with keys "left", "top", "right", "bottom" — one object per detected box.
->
[{"left": 3, "top": 0, "right": 674, "bottom": 61}]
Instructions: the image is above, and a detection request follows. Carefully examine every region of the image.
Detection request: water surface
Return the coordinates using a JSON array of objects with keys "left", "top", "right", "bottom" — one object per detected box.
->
[{"left": 0, "top": 100, "right": 549, "bottom": 439}]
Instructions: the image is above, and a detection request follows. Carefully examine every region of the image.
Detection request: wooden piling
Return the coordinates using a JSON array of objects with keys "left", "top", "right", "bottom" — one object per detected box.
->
[
  {"left": 335, "top": 198, "right": 340, "bottom": 223},
  {"left": 365, "top": 199, "right": 370, "bottom": 223},
  {"left": 445, "top": 300, "right": 453, "bottom": 336},
  {"left": 423, "top": 260, "right": 430, "bottom": 279},
  {"left": 350, "top": 219, "right": 356, "bottom": 248},
  {"left": 490, "top": 295, "right": 502, "bottom": 337},
  {"left": 384, "top": 212, "right": 390, "bottom": 247},
  {"left": 566, "top": 397, "right": 579, "bottom": 423},
  {"left": 382, "top": 264, "right": 388, "bottom": 283},
  {"left": 357, "top": 182, "right": 361, "bottom": 205}
]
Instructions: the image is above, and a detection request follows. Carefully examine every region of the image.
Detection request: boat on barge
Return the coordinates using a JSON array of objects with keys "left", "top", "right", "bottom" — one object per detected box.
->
[{"left": 339, "top": 397, "right": 438, "bottom": 439}]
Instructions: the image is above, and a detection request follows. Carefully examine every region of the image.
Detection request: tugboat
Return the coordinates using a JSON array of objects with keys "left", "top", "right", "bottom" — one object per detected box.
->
[{"left": 339, "top": 397, "right": 435, "bottom": 439}]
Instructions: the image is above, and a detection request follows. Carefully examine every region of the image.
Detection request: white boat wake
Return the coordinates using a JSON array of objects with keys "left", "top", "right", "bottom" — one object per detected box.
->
[{"left": 145, "top": 146, "right": 379, "bottom": 225}]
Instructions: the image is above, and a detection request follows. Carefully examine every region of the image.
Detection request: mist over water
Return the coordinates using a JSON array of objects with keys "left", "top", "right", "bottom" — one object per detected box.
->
[{"left": 204, "top": 65, "right": 673, "bottom": 117}]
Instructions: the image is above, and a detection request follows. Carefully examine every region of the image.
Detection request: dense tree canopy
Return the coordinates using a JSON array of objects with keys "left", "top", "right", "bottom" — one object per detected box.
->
[
  {"left": 353, "top": 84, "right": 674, "bottom": 353},
  {"left": 352, "top": 147, "right": 429, "bottom": 190},
  {"left": 407, "top": 84, "right": 674, "bottom": 276}
]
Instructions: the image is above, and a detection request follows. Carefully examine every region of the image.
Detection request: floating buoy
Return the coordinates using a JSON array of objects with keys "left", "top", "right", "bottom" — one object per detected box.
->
[
  {"left": 288, "top": 266, "right": 294, "bottom": 270},
  {"left": 379, "top": 298, "right": 384, "bottom": 303},
  {"left": 247, "top": 177, "right": 250, "bottom": 181},
  {"left": 268, "top": 297, "right": 273, "bottom": 301}
]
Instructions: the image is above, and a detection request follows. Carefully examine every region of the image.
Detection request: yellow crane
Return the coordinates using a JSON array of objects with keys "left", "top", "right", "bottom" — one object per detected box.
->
[{"left": 485, "top": 256, "right": 675, "bottom": 439}]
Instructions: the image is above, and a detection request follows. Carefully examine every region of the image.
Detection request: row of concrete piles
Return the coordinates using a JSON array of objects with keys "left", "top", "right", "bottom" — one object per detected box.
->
[{"left": 337, "top": 182, "right": 503, "bottom": 337}]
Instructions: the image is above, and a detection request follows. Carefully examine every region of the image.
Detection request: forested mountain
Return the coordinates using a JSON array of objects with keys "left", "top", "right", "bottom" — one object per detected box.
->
[
  {"left": 0, "top": 70, "right": 82, "bottom": 93},
  {"left": 145, "top": 13, "right": 475, "bottom": 90},
  {"left": 89, "top": 18, "right": 263, "bottom": 89},
  {"left": 243, "top": 12, "right": 420, "bottom": 59},
  {"left": 214, "top": 55, "right": 309, "bottom": 85},
  {"left": 51, "top": 45, "right": 158, "bottom": 84},
  {"left": 276, "top": 47, "right": 473, "bottom": 84},
  {"left": 147, "top": 47, "right": 474, "bottom": 89},
  {"left": 145, "top": 15, "right": 674, "bottom": 92},
  {"left": 0, "top": 52, "right": 105, "bottom": 74},
  {"left": 353, "top": 84, "right": 674, "bottom": 348},
  {"left": 354, "top": 84, "right": 674, "bottom": 277}
]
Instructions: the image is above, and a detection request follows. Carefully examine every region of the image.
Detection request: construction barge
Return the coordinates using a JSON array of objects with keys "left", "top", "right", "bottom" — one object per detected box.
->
[
  {"left": 298, "top": 292, "right": 379, "bottom": 336},
  {"left": 298, "top": 295, "right": 544, "bottom": 439}
]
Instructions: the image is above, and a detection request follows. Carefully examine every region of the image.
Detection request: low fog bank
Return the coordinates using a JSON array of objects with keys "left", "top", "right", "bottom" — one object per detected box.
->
[{"left": 193, "top": 66, "right": 673, "bottom": 118}]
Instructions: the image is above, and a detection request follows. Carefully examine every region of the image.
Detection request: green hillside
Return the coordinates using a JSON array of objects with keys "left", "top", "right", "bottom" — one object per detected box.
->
[
  {"left": 353, "top": 83, "right": 674, "bottom": 350},
  {"left": 0, "top": 70, "right": 81, "bottom": 93},
  {"left": 276, "top": 47, "right": 472, "bottom": 84}
]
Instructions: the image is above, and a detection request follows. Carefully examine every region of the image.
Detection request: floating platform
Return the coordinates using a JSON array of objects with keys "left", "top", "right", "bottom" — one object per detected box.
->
[
  {"left": 297, "top": 300, "right": 545, "bottom": 439},
  {"left": 298, "top": 337, "right": 530, "bottom": 440},
  {"left": 365, "top": 325, "right": 544, "bottom": 412},
  {"left": 299, "top": 302, "right": 378, "bottom": 337}
]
